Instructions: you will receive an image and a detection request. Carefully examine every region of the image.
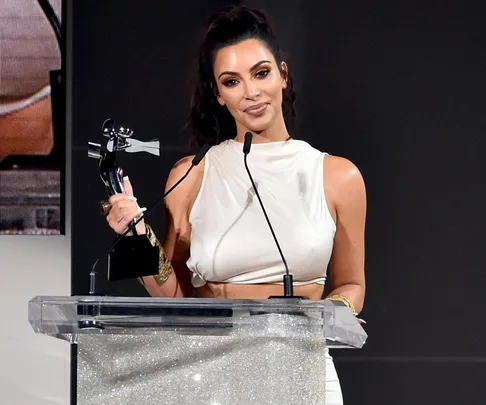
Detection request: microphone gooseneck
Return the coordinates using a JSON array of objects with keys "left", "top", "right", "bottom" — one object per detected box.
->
[
  {"left": 88, "top": 144, "right": 211, "bottom": 295},
  {"left": 242, "top": 132, "right": 294, "bottom": 297}
]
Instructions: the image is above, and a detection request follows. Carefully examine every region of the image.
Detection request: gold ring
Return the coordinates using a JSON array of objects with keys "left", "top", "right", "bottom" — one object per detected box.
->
[{"left": 100, "top": 200, "right": 112, "bottom": 215}]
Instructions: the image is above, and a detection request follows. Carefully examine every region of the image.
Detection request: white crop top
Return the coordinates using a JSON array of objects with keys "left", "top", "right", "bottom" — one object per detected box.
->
[{"left": 186, "top": 138, "right": 336, "bottom": 287}]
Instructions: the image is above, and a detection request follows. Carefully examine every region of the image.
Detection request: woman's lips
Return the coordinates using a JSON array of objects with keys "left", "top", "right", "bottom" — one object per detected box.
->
[{"left": 245, "top": 103, "right": 268, "bottom": 116}]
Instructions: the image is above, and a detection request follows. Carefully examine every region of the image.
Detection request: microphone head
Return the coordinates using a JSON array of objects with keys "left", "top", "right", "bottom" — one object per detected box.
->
[
  {"left": 192, "top": 144, "right": 211, "bottom": 166},
  {"left": 243, "top": 132, "right": 252, "bottom": 154}
]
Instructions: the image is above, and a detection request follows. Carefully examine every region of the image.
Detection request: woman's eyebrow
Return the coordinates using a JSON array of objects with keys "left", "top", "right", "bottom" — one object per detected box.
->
[{"left": 217, "top": 60, "right": 272, "bottom": 79}]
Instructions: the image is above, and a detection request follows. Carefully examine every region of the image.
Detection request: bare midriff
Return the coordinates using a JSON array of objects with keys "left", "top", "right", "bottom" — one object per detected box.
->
[{"left": 197, "top": 281, "right": 325, "bottom": 300}]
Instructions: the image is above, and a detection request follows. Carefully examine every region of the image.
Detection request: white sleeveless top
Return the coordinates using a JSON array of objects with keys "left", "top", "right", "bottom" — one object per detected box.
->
[{"left": 186, "top": 138, "right": 336, "bottom": 287}]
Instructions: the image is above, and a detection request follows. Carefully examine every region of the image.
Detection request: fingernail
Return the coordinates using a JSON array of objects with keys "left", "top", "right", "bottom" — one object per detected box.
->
[
  {"left": 139, "top": 207, "right": 147, "bottom": 213},
  {"left": 123, "top": 176, "right": 129, "bottom": 181},
  {"left": 128, "top": 196, "right": 137, "bottom": 201}
]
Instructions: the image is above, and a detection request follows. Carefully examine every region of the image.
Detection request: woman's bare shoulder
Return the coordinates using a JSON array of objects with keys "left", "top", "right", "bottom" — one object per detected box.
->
[
  {"left": 165, "top": 155, "right": 206, "bottom": 215},
  {"left": 323, "top": 154, "right": 366, "bottom": 211},
  {"left": 324, "top": 154, "right": 363, "bottom": 180}
]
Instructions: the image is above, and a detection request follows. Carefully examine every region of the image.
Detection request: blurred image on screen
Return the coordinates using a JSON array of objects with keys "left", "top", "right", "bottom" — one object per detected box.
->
[{"left": 0, "top": 0, "right": 62, "bottom": 234}]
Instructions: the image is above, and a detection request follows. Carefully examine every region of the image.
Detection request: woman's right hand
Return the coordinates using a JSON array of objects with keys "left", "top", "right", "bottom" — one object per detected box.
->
[{"left": 106, "top": 176, "right": 147, "bottom": 235}]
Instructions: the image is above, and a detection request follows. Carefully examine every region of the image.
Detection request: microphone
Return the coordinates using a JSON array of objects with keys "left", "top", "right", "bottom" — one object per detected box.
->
[
  {"left": 242, "top": 132, "right": 296, "bottom": 298},
  {"left": 88, "top": 144, "right": 211, "bottom": 295}
]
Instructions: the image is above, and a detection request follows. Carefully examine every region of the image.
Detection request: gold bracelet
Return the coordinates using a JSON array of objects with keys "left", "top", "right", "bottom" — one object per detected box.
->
[
  {"left": 139, "top": 224, "right": 173, "bottom": 287},
  {"left": 154, "top": 241, "right": 173, "bottom": 286},
  {"left": 327, "top": 294, "right": 357, "bottom": 314},
  {"left": 145, "top": 223, "right": 158, "bottom": 247}
]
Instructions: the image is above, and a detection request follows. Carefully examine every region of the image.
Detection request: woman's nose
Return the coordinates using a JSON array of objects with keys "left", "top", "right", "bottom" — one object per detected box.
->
[{"left": 244, "top": 80, "right": 262, "bottom": 99}]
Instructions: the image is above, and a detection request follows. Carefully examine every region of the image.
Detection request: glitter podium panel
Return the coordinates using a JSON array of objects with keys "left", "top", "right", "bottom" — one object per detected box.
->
[
  {"left": 77, "top": 314, "right": 328, "bottom": 405},
  {"left": 29, "top": 296, "right": 367, "bottom": 404}
]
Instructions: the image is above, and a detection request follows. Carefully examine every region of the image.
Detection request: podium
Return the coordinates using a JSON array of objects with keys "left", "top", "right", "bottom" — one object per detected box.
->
[{"left": 29, "top": 296, "right": 367, "bottom": 405}]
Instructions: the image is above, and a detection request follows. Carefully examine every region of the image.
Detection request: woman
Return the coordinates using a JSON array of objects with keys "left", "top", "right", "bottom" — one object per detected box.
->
[{"left": 106, "top": 5, "right": 366, "bottom": 404}]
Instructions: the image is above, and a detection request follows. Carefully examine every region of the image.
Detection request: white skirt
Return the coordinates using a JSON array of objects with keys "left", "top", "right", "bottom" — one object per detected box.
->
[{"left": 325, "top": 349, "right": 344, "bottom": 405}]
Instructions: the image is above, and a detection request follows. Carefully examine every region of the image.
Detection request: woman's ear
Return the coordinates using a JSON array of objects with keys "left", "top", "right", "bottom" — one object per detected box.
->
[
  {"left": 212, "top": 82, "right": 225, "bottom": 106},
  {"left": 216, "top": 94, "right": 225, "bottom": 106},
  {"left": 280, "top": 61, "right": 289, "bottom": 89}
]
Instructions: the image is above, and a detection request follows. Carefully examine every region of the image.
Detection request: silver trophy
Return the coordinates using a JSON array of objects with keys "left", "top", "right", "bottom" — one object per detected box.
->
[{"left": 88, "top": 118, "right": 159, "bottom": 213}]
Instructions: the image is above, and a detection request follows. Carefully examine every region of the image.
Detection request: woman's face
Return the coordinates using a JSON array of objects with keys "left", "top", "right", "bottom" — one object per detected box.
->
[{"left": 213, "top": 38, "right": 287, "bottom": 134}]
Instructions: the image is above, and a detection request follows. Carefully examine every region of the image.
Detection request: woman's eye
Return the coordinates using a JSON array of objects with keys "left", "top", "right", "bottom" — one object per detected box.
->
[
  {"left": 223, "top": 79, "right": 238, "bottom": 87},
  {"left": 256, "top": 69, "right": 269, "bottom": 78}
]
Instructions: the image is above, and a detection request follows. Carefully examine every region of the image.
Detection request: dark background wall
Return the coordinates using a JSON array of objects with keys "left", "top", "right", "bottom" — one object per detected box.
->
[{"left": 71, "top": 1, "right": 486, "bottom": 404}]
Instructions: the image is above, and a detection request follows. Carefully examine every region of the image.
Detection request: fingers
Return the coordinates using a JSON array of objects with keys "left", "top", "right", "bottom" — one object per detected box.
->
[
  {"left": 104, "top": 176, "right": 144, "bottom": 234},
  {"left": 108, "top": 207, "right": 147, "bottom": 235},
  {"left": 106, "top": 176, "right": 134, "bottom": 204},
  {"left": 106, "top": 197, "right": 147, "bottom": 235},
  {"left": 108, "top": 194, "right": 136, "bottom": 205},
  {"left": 123, "top": 176, "right": 134, "bottom": 197},
  {"left": 108, "top": 202, "right": 145, "bottom": 224}
]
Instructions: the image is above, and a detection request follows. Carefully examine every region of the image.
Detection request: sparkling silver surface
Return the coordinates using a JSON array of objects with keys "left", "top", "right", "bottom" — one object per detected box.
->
[{"left": 78, "top": 314, "right": 330, "bottom": 405}]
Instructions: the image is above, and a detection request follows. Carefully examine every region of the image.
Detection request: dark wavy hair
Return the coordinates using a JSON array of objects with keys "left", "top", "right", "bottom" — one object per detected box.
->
[{"left": 188, "top": 5, "right": 296, "bottom": 147}]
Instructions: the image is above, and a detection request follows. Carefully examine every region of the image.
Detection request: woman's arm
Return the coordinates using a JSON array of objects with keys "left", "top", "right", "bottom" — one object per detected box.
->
[
  {"left": 324, "top": 155, "right": 367, "bottom": 314},
  {"left": 141, "top": 156, "right": 203, "bottom": 298}
]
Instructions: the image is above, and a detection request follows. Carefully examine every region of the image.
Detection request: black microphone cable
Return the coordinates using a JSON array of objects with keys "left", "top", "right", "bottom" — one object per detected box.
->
[{"left": 242, "top": 132, "right": 295, "bottom": 297}]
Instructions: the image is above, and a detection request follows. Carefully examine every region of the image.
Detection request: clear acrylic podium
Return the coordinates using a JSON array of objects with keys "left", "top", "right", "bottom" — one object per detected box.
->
[{"left": 29, "top": 296, "right": 367, "bottom": 405}]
